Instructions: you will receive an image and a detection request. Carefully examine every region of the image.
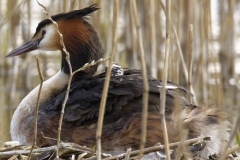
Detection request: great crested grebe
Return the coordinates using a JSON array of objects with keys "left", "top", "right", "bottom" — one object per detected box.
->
[{"left": 7, "top": 4, "right": 229, "bottom": 158}]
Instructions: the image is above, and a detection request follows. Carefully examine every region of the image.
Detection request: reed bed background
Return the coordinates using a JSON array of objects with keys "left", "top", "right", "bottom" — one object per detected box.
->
[{"left": 0, "top": 0, "right": 239, "bottom": 147}]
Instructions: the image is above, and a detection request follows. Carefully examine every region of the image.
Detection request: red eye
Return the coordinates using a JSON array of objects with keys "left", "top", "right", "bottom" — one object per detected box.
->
[{"left": 42, "top": 30, "right": 46, "bottom": 36}]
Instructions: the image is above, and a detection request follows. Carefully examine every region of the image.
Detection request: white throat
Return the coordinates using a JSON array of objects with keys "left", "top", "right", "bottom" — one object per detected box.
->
[{"left": 10, "top": 71, "right": 69, "bottom": 144}]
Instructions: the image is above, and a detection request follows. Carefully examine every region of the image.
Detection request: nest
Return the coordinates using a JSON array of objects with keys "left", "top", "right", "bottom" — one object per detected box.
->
[{"left": 0, "top": 137, "right": 238, "bottom": 160}]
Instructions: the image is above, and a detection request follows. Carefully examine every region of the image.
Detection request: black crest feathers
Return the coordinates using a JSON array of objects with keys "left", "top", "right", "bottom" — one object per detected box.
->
[{"left": 35, "top": 4, "right": 99, "bottom": 35}]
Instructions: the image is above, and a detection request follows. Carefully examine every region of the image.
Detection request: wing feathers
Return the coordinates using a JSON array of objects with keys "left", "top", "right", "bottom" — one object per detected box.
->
[{"left": 42, "top": 69, "right": 191, "bottom": 126}]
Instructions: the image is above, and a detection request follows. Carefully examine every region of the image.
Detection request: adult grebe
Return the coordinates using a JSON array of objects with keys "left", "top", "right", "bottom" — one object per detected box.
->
[{"left": 6, "top": 4, "right": 229, "bottom": 158}]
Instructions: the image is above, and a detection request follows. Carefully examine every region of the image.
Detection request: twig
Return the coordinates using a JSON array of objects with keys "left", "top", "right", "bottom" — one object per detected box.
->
[
  {"left": 96, "top": 1, "right": 119, "bottom": 159},
  {"left": 27, "top": 57, "right": 44, "bottom": 160},
  {"left": 85, "top": 156, "right": 97, "bottom": 160},
  {"left": 159, "top": 0, "right": 171, "bottom": 160},
  {"left": 188, "top": 24, "right": 193, "bottom": 103},
  {"left": 103, "top": 137, "right": 210, "bottom": 160},
  {"left": 73, "top": 58, "right": 110, "bottom": 76},
  {"left": 41, "top": 132, "right": 59, "bottom": 142},
  {"left": 131, "top": 0, "right": 149, "bottom": 159},
  {"left": 48, "top": 149, "right": 56, "bottom": 160}
]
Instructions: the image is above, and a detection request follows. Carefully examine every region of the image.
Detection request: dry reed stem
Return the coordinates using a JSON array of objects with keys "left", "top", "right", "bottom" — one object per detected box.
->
[
  {"left": 158, "top": 0, "right": 171, "bottom": 159},
  {"left": 207, "top": 1, "right": 224, "bottom": 107},
  {"left": 64, "top": 0, "right": 69, "bottom": 12},
  {"left": 103, "top": 137, "right": 210, "bottom": 160},
  {"left": 202, "top": 0, "right": 210, "bottom": 103},
  {"left": 124, "top": 148, "right": 131, "bottom": 160},
  {"left": 160, "top": 37, "right": 171, "bottom": 160},
  {"left": 188, "top": 24, "right": 193, "bottom": 104},
  {"left": 77, "top": 153, "right": 88, "bottom": 160},
  {"left": 27, "top": 57, "right": 44, "bottom": 160},
  {"left": 177, "top": 0, "right": 183, "bottom": 44},
  {"left": 158, "top": 0, "right": 198, "bottom": 105},
  {"left": 0, "top": 1, "right": 24, "bottom": 28},
  {"left": 129, "top": 1, "right": 137, "bottom": 69},
  {"left": 174, "top": 0, "right": 183, "bottom": 85},
  {"left": 159, "top": 0, "right": 188, "bottom": 78},
  {"left": 225, "top": 145, "right": 239, "bottom": 156},
  {"left": 96, "top": 1, "right": 119, "bottom": 159},
  {"left": 175, "top": 129, "right": 189, "bottom": 159},
  {"left": 36, "top": 1, "right": 73, "bottom": 158},
  {"left": 150, "top": 0, "right": 156, "bottom": 78},
  {"left": 71, "top": 155, "right": 75, "bottom": 160},
  {"left": 0, "top": 143, "right": 93, "bottom": 159},
  {"left": 71, "top": 0, "right": 79, "bottom": 10},
  {"left": 36, "top": 1, "right": 109, "bottom": 159},
  {"left": 131, "top": 0, "right": 149, "bottom": 159}
]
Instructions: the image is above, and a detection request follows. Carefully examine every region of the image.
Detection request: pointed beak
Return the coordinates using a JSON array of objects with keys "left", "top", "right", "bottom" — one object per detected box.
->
[{"left": 6, "top": 39, "right": 39, "bottom": 57}]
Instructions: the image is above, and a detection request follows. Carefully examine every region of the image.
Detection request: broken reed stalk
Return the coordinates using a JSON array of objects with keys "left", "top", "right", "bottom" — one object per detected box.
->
[
  {"left": 131, "top": 0, "right": 149, "bottom": 159},
  {"left": 96, "top": 0, "right": 119, "bottom": 159},
  {"left": 158, "top": 0, "right": 171, "bottom": 160},
  {"left": 27, "top": 57, "right": 44, "bottom": 160},
  {"left": 188, "top": 24, "right": 193, "bottom": 103},
  {"left": 104, "top": 137, "right": 210, "bottom": 160},
  {"left": 124, "top": 148, "right": 131, "bottom": 160}
]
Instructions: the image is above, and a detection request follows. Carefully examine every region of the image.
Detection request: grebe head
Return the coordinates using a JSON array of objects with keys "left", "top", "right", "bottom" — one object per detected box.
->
[{"left": 6, "top": 4, "right": 104, "bottom": 76}]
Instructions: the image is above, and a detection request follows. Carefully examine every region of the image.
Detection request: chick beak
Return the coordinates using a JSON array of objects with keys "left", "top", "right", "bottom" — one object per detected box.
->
[{"left": 6, "top": 39, "right": 39, "bottom": 57}]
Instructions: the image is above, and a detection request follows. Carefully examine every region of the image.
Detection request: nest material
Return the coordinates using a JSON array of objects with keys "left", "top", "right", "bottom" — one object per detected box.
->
[{"left": 0, "top": 137, "right": 238, "bottom": 160}]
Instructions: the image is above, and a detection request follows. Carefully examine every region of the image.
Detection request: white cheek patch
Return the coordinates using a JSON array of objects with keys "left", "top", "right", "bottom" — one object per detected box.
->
[{"left": 38, "top": 24, "right": 58, "bottom": 51}]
